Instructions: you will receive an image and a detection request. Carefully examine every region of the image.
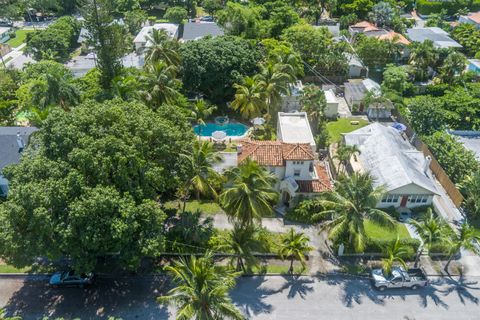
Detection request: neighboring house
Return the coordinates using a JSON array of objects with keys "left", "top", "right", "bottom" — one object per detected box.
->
[
  {"left": 349, "top": 21, "right": 411, "bottom": 59},
  {"left": 0, "top": 27, "right": 11, "bottom": 43},
  {"left": 313, "top": 22, "right": 340, "bottom": 37},
  {"left": 281, "top": 81, "right": 304, "bottom": 112},
  {"left": 467, "top": 59, "right": 480, "bottom": 74},
  {"left": 0, "top": 127, "right": 38, "bottom": 197},
  {"left": 180, "top": 21, "right": 223, "bottom": 41},
  {"left": 324, "top": 89, "right": 339, "bottom": 118},
  {"left": 459, "top": 11, "right": 480, "bottom": 28},
  {"left": 366, "top": 99, "right": 394, "bottom": 120},
  {"left": 277, "top": 112, "right": 316, "bottom": 152},
  {"left": 344, "top": 52, "right": 367, "bottom": 78},
  {"left": 406, "top": 27, "right": 462, "bottom": 49},
  {"left": 449, "top": 130, "right": 480, "bottom": 161},
  {"left": 134, "top": 23, "right": 179, "bottom": 53},
  {"left": 343, "top": 78, "right": 381, "bottom": 111},
  {"left": 344, "top": 123, "right": 439, "bottom": 209},
  {"left": 65, "top": 52, "right": 144, "bottom": 78},
  {"left": 237, "top": 140, "right": 332, "bottom": 206}
]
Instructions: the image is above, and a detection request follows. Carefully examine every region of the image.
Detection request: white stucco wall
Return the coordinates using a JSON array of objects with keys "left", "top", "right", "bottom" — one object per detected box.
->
[
  {"left": 375, "top": 184, "right": 435, "bottom": 209},
  {"left": 284, "top": 160, "right": 314, "bottom": 180}
]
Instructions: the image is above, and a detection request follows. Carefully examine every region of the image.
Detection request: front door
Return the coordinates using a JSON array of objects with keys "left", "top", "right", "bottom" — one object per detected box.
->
[
  {"left": 282, "top": 191, "right": 291, "bottom": 207},
  {"left": 400, "top": 196, "right": 408, "bottom": 207}
]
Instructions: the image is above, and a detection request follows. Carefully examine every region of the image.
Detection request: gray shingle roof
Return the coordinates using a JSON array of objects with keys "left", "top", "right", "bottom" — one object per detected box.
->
[
  {"left": 182, "top": 22, "right": 224, "bottom": 41},
  {"left": 406, "top": 27, "right": 462, "bottom": 48},
  {"left": 344, "top": 123, "right": 439, "bottom": 194},
  {"left": 0, "top": 126, "right": 38, "bottom": 170}
]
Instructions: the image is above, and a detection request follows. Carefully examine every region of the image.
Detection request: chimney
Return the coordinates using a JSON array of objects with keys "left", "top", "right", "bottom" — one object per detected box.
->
[
  {"left": 423, "top": 156, "right": 432, "bottom": 174},
  {"left": 16, "top": 132, "right": 24, "bottom": 153}
]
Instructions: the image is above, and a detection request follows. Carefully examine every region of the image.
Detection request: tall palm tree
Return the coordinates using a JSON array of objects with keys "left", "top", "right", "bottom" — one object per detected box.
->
[
  {"left": 219, "top": 223, "right": 266, "bottom": 272},
  {"left": 144, "top": 28, "right": 181, "bottom": 66},
  {"left": 333, "top": 144, "right": 361, "bottom": 174},
  {"left": 381, "top": 237, "right": 408, "bottom": 276},
  {"left": 181, "top": 140, "right": 222, "bottom": 201},
  {"left": 410, "top": 208, "right": 449, "bottom": 267},
  {"left": 444, "top": 223, "right": 480, "bottom": 272},
  {"left": 190, "top": 99, "right": 217, "bottom": 137},
  {"left": 279, "top": 228, "right": 313, "bottom": 274},
  {"left": 315, "top": 173, "right": 395, "bottom": 252},
  {"left": 140, "top": 61, "right": 181, "bottom": 109},
  {"left": 219, "top": 158, "right": 278, "bottom": 227},
  {"left": 159, "top": 252, "right": 244, "bottom": 320},
  {"left": 408, "top": 40, "right": 439, "bottom": 81},
  {"left": 300, "top": 84, "right": 326, "bottom": 132},
  {"left": 439, "top": 51, "right": 467, "bottom": 84},
  {"left": 254, "top": 63, "right": 291, "bottom": 119},
  {"left": 230, "top": 76, "right": 266, "bottom": 120}
]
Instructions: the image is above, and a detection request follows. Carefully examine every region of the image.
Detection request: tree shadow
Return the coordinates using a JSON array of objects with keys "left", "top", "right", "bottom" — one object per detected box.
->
[
  {"left": 230, "top": 276, "right": 276, "bottom": 317},
  {"left": 437, "top": 273, "right": 480, "bottom": 305},
  {"left": 4, "top": 275, "right": 170, "bottom": 319},
  {"left": 276, "top": 275, "right": 315, "bottom": 299},
  {"left": 326, "top": 276, "right": 386, "bottom": 308}
]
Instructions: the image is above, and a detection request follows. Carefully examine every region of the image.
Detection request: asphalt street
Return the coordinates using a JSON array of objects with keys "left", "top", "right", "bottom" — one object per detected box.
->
[{"left": 1, "top": 275, "right": 480, "bottom": 319}]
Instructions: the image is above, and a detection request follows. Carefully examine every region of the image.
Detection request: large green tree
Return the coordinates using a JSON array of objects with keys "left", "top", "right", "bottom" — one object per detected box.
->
[
  {"left": 0, "top": 100, "right": 193, "bottom": 272},
  {"left": 180, "top": 36, "right": 262, "bottom": 102},
  {"left": 278, "top": 228, "right": 313, "bottom": 274}
]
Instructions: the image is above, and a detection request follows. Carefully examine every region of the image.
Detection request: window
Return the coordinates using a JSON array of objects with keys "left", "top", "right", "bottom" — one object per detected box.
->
[
  {"left": 381, "top": 194, "right": 399, "bottom": 203},
  {"left": 294, "top": 169, "right": 301, "bottom": 177},
  {"left": 409, "top": 195, "right": 429, "bottom": 203}
]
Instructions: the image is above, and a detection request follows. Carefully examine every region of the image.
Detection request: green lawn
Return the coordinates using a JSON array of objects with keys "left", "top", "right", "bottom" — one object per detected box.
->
[
  {"left": 164, "top": 200, "right": 224, "bottom": 215},
  {"left": 6, "top": 29, "right": 35, "bottom": 48},
  {"left": 364, "top": 220, "right": 411, "bottom": 241},
  {"left": 0, "top": 264, "right": 31, "bottom": 273},
  {"left": 326, "top": 118, "right": 369, "bottom": 143}
]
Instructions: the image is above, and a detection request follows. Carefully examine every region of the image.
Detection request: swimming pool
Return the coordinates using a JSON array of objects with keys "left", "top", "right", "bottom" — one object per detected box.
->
[{"left": 194, "top": 123, "right": 249, "bottom": 137}]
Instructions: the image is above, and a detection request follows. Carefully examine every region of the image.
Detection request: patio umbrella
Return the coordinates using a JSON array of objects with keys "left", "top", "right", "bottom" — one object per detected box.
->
[
  {"left": 391, "top": 122, "right": 407, "bottom": 132},
  {"left": 251, "top": 117, "right": 265, "bottom": 126},
  {"left": 212, "top": 130, "right": 227, "bottom": 141}
]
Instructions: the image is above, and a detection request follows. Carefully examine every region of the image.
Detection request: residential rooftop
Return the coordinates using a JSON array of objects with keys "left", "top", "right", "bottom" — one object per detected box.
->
[
  {"left": 406, "top": 27, "right": 462, "bottom": 49},
  {"left": 181, "top": 21, "right": 224, "bottom": 41},
  {"left": 277, "top": 112, "right": 316, "bottom": 150},
  {"left": 237, "top": 140, "right": 315, "bottom": 167},
  {"left": 134, "top": 23, "right": 179, "bottom": 44}
]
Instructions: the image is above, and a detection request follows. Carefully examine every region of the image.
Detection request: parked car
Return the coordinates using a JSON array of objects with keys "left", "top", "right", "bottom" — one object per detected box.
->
[
  {"left": 200, "top": 16, "right": 214, "bottom": 22},
  {"left": 49, "top": 270, "right": 95, "bottom": 288},
  {"left": 371, "top": 267, "right": 428, "bottom": 291},
  {"left": 399, "top": 211, "right": 411, "bottom": 222}
]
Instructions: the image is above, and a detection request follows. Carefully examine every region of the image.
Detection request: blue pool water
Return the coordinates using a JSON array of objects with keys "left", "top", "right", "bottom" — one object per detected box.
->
[{"left": 194, "top": 123, "right": 249, "bottom": 137}]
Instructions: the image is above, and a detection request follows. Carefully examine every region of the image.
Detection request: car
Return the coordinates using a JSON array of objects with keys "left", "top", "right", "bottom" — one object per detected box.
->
[
  {"left": 398, "top": 211, "right": 411, "bottom": 223},
  {"left": 200, "top": 16, "right": 214, "bottom": 22},
  {"left": 49, "top": 270, "right": 95, "bottom": 288},
  {"left": 371, "top": 267, "right": 428, "bottom": 291}
]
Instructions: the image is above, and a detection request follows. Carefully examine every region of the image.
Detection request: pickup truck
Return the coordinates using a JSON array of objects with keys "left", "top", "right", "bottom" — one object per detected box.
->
[{"left": 371, "top": 267, "right": 428, "bottom": 291}]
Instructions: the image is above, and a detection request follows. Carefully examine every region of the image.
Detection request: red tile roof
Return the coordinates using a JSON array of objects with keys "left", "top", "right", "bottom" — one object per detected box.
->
[
  {"left": 376, "top": 31, "right": 411, "bottom": 45},
  {"left": 238, "top": 140, "right": 315, "bottom": 166},
  {"left": 351, "top": 21, "right": 377, "bottom": 29},
  {"left": 296, "top": 164, "right": 332, "bottom": 193},
  {"left": 468, "top": 11, "right": 480, "bottom": 24}
]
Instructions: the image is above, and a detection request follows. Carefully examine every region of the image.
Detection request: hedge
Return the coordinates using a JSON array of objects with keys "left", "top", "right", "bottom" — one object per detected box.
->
[
  {"left": 417, "top": 0, "right": 480, "bottom": 15},
  {"left": 335, "top": 238, "right": 421, "bottom": 259}
]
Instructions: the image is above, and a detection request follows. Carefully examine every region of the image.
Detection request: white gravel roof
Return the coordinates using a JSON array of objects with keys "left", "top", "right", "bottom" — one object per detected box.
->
[{"left": 277, "top": 112, "right": 316, "bottom": 149}]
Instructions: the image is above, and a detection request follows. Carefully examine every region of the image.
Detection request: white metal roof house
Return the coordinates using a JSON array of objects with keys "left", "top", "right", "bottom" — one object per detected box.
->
[
  {"left": 344, "top": 123, "right": 439, "bottom": 209},
  {"left": 133, "top": 23, "right": 179, "bottom": 53},
  {"left": 406, "top": 27, "right": 462, "bottom": 49},
  {"left": 324, "top": 89, "right": 339, "bottom": 118},
  {"left": 344, "top": 78, "right": 381, "bottom": 110},
  {"left": 277, "top": 112, "right": 316, "bottom": 151},
  {"left": 0, "top": 127, "right": 38, "bottom": 197},
  {"left": 449, "top": 130, "right": 480, "bottom": 161}
]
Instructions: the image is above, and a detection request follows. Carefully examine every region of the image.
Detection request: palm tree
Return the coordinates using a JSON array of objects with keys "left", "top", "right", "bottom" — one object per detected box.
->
[
  {"left": 408, "top": 40, "right": 439, "bottom": 81},
  {"left": 410, "top": 208, "right": 449, "bottom": 267},
  {"left": 140, "top": 61, "right": 181, "bottom": 109},
  {"left": 254, "top": 63, "right": 291, "bottom": 119},
  {"left": 159, "top": 252, "right": 244, "bottom": 320},
  {"left": 333, "top": 144, "right": 361, "bottom": 174},
  {"left": 279, "top": 228, "right": 313, "bottom": 274},
  {"left": 315, "top": 172, "right": 395, "bottom": 252},
  {"left": 219, "top": 223, "right": 266, "bottom": 272},
  {"left": 444, "top": 223, "right": 480, "bottom": 273},
  {"left": 381, "top": 237, "right": 409, "bottom": 276},
  {"left": 181, "top": 140, "right": 222, "bottom": 201},
  {"left": 190, "top": 99, "right": 217, "bottom": 137},
  {"left": 219, "top": 158, "right": 278, "bottom": 227},
  {"left": 300, "top": 84, "right": 326, "bottom": 132},
  {"left": 230, "top": 76, "right": 266, "bottom": 120},
  {"left": 144, "top": 28, "right": 181, "bottom": 66},
  {"left": 439, "top": 51, "right": 467, "bottom": 84}
]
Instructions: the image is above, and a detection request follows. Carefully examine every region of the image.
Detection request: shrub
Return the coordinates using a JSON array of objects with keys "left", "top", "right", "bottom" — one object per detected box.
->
[
  {"left": 284, "top": 198, "right": 326, "bottom": 224},
  {"left": 417, "top": 0, "right": 480, "bottom": 15},
  {"left": 429, "top": 241, "right": 451, "bottom": 255}
]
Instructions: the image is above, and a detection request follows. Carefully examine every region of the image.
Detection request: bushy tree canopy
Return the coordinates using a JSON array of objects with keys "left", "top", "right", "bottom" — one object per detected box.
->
[{"left": 0, "top": 100, "right": 194, "bottom": 271}]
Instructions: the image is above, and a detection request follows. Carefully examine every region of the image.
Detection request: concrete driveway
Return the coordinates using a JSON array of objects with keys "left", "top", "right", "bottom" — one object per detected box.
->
[{"left": 2, "top": 274, "right": 480, "bottom": 319}]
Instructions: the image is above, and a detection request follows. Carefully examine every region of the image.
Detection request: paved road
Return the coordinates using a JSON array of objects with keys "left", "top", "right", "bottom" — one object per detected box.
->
[{"left": 1, "top": 275, "right": 480, "bottom": 319}]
